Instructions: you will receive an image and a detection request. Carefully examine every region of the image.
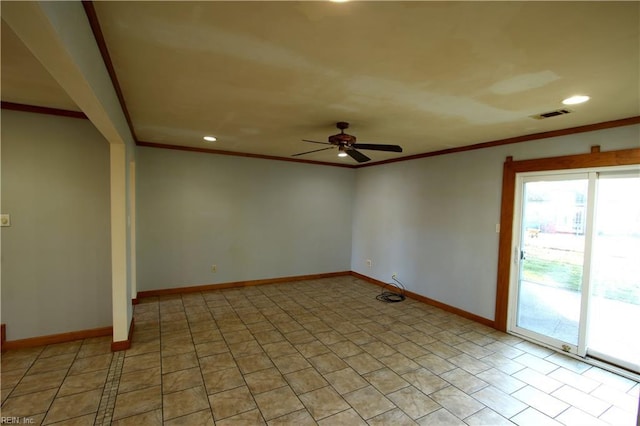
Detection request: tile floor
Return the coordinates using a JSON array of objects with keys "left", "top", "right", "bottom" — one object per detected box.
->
[{"left": 1, "top": 276, "right": 639, "bottom": 425}]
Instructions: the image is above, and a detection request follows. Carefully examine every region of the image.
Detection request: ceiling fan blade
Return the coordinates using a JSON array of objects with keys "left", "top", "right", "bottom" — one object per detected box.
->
[
  {"left": 302, "top": 139, "right": 332, "bottom": 145},
  {"left": 352, "top": 143, "right": 403, "bottom": 152},
  {"left": 346, "top": 148, "right": 371, "bottom": 163},
  {"left": 292, "top": 147, "right": 334, "bottom": 157}
]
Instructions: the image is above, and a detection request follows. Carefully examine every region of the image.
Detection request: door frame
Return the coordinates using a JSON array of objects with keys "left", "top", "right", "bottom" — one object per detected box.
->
[{"left": 495, "top": 145, "right": 640, "bottom": 331}]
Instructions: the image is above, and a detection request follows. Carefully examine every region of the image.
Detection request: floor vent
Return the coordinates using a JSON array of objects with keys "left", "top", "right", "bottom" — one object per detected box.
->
[{"left": 530, "top": 108, "right": 572, "bottom": 120}]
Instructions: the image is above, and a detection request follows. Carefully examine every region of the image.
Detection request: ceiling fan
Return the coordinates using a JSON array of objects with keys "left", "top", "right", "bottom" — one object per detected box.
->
[{"left": 293, "top": 122, "right": 403, "bottom": 163}]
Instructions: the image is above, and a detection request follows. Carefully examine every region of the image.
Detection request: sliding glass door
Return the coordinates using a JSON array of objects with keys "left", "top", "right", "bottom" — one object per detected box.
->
[
  {"left": 588, "top": 174, "right": 640, "bottom": 372},
  {"left": 512, "top": 175, "right": 589, "bottom": 354},
  {"left": 509, "top": 167, "right": 640, "bottom": 373}
]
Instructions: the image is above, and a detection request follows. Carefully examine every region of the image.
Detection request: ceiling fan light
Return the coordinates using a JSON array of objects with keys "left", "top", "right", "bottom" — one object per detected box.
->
[{"left": 338, "top": 146, "right": 348, "bottom": 157}]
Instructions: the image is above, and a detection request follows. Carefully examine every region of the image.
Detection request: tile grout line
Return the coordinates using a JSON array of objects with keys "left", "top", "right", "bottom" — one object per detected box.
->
[
  {"left": 36, "top": 343, "right": 82, "bottom": 424},
  {"left": 3, "top": 278, "right": 640, "bottom": 426},
  {"left": 47, "top": 277, "right": 635, "bottom": 425},
  {"left": 1, "top": 346, "right": 45, "bottom": 403},
  {"left": 183, "top": 292, "right": 218, "bottom": 423},
  {"left": 218, "top": 290, "right": 268, "bottom": 423},
  {"left": 158, "top": 304, "right": 165, "bottom": 424},
  {"left": 94, "top": 350, "right": 124, "bottom": 426}
]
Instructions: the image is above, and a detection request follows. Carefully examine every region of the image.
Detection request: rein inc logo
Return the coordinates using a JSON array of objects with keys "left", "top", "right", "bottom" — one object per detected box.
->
[{"left": 0, "top": 418, "right": 35, "bottom": 424}]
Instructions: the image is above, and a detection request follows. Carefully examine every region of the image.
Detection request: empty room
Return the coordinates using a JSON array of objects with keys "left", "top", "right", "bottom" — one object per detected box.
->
[{"left": 1, "top": 1, "right": 639, "bottom": 425}]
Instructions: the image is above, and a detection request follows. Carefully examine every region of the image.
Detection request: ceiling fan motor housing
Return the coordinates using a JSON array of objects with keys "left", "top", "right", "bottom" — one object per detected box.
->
[
  {"left": 328, "top": 133, "right": 356, "bottom": 146},
  {"left": 328, "top": 121, "right": 356, "bottom": 146}
]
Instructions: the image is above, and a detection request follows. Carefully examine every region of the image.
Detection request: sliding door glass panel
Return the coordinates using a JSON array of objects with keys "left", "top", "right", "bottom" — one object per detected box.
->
[
  {"left": 588, "top": 174, "right": 640, "bottom": 371},
  {"left": 516, "top": 178, "right": 588, "bottom": 346}
]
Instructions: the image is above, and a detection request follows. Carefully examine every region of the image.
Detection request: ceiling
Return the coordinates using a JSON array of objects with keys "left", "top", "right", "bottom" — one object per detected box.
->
[{"left": 2, "top": 1, "right": 639, "bottom": 165}]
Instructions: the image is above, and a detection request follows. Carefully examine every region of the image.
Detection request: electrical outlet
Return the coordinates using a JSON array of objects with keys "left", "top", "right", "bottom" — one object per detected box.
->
[
  {"left": 211, "top": 264, "right": 217, "bottom": 273},
  {"left": 0, "top": 214, "right": 10, "bottom": 227},
  {"left": 392, "top": 273, "right": 397, "bottom": 279},
  {"left": 366, "top": 259, "right": 372, "bottom": 267}
]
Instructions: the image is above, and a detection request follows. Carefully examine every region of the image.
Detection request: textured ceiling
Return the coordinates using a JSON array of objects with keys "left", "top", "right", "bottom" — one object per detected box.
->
[{"left": 2, "top": 2, "right": 639, "bottom": 165}]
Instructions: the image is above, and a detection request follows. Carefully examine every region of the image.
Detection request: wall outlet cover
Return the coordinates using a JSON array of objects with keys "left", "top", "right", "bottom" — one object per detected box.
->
[{"left": 1, "top": 214, "right": 10, "bottom": 227}]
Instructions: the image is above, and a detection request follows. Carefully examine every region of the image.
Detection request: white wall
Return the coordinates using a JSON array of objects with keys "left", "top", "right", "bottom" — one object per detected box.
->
[
  {"left": 351, "top": 124, "right": 640, "bottom": 321},
  {"left": 136, "top": 147, "right": 354, "bottom": 291},
  {"left": 1, "top": 110, "right": 112, "bottom": 340}
]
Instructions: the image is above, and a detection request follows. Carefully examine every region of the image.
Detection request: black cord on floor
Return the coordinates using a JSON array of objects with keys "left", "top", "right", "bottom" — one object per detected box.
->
[{"left": 376, "top": 276, "right": 406, "bottom": 303}]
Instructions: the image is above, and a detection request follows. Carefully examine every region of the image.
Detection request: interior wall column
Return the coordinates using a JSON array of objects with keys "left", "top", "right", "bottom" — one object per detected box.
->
[
  {"left": 2, "top": 1, "right": 135, "bottom": 349},
  {"left": 111, "top": 144, "right": 128, "bottom": 343},
  {"left": 129, "top": 161, "right": 137, "bottom": 303}
]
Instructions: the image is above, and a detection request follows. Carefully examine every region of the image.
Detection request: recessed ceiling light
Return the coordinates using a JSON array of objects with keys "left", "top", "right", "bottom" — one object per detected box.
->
[
  {"left": 562, "top": 95, "right": 590, "bottom": 105},
  {"left": 203, "top": 136, "right": 217, "bottom": 142},
  {"left": 330, "top": 0, "right": 349, "bottom": 3}
]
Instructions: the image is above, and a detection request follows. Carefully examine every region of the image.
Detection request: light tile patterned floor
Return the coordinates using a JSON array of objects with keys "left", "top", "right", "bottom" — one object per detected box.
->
[{"left": 1, "top": 276, "right": 638, "bottom": 425}]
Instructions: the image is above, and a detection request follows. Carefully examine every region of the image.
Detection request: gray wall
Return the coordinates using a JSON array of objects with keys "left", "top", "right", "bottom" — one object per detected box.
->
[
  {"left": 1, "top": 110, "right": 112, "bottom": 340},
  {"left": 351, "top": 124, "right": 640, "bottom": 321},
  {"left": 3, "top": 109, "right": 636, "bottom": 340},
  {"left": 136, "top": 147, "right": 355, "bottom": 291}
]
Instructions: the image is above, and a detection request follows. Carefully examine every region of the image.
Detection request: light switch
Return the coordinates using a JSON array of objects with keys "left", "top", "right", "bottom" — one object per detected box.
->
[{"left": 1, "top": 214, "right": 10, "bottom": 227}]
